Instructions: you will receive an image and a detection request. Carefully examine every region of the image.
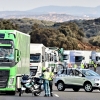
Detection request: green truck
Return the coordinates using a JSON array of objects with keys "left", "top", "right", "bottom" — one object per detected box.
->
[{"left": 0, "top": 30, "right": 30, "bottom": 95}]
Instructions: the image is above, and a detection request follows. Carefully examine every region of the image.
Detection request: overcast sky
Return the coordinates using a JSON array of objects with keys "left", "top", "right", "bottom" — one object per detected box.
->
[{"left": 0, "top": 0, "right": 100, "bottom": 11}]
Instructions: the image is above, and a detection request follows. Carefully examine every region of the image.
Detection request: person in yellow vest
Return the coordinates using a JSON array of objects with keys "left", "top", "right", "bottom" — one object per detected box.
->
[
  {"left": 43, "top": 68, "right": 50, "bottom": 97},
  {"left": 74, "top": 64, "right": 77, "bottom": 68},
  {"left": 48, "top": 68, "right": 54, "bottom": 97},
  {"left": 91, "top": 60, "right": 94, "bottom": 67},
  {"left": 94, "top": 62, "right": 97, "bottom": 72},
  {"left": 81, "top": 63, "right": 84, "bottom": 69}
]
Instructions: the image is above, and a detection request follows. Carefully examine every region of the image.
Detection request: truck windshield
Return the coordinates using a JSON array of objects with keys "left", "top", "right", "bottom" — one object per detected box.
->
[
  {"left": 0, "top": 46, "right": 14, "bottom": 62},
  {"left": 30, "top": 54, "right": 40, "bottom": 63},
  {"left": 63, "top": 54, "right": 69, "bottom": 60},
  {"left": 96, "top": 56, "right": 100, "bottom": 61},
  {"left": 75, "top": 56, "right": 83, "bottom": 62}
]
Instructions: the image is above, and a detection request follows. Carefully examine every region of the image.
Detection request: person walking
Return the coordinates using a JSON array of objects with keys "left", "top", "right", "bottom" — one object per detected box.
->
[
  {"left": 43, "top": 68, "right": 50, "bottom": 97},
  {"left": 48, "top": 68, "right": 54, "bottom": 97}
]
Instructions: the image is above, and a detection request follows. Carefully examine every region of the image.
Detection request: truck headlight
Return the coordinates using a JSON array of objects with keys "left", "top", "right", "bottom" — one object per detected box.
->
[{"left": 9, "top": 78, "right": 14, "bottom": 85}]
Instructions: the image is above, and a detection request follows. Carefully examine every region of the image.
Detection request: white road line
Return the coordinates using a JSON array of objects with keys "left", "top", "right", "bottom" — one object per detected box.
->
[{"left": 54, "top": 94, "right": 59, "bottom": 97}]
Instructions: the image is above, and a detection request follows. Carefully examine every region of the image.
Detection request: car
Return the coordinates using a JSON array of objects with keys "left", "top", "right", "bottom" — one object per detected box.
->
[{"left": 54, "top": 68, "right": 100, "bottom": 92}]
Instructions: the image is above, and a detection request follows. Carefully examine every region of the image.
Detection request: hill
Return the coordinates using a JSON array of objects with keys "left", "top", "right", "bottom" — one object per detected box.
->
[
  {"left": 0, "top": 18, "right": 100, "bottom": 51},
  {"left": 0, "top": 6, "right": 100, "bottom": 18}
]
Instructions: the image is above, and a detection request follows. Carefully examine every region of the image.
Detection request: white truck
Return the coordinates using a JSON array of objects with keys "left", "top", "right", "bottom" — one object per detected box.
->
[
  {"left": 63, "top": 50, "right": 90, "bottom": 67},
  {"left": 30, "top": 43, "right": 46, "bottom": 77},
  {"left": 45, "top": 47, "right": 59, "bottom": 73},
  {"left": 91, "top": 51, "right": 100, "bottom": 66}
]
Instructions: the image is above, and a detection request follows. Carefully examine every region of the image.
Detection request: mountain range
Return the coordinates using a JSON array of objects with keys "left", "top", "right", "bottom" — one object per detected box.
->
[{"left": 0, "top": 6, "right": 100, "bottom": 21}]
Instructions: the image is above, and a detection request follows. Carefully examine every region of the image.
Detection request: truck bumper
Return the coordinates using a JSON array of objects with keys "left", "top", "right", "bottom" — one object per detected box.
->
[{"left": 0, "top": 87, "right": 15, "bottom": 91}]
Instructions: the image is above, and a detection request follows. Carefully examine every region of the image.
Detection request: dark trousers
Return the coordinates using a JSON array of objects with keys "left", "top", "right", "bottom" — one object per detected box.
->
[
  {"left": 49, "top": 80, "right": 53, "bottom": 95},
  {"left": 94, "top": 67, "right": 96, "bottom": 72}
]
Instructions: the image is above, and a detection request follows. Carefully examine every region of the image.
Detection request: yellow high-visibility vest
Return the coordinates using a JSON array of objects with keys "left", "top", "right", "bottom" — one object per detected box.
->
[
  {"left": 91, "top": 61, "right": 94, "bottom": 64},
  {"left": 74, "top": 64, "right": 77, "bottom": 68},
  {"left": 81, "top": 63, "right": 84, "bottom": 69},
  {"left": 42, "top": 66, "right": 46, "bottom": 71},
  {"left": 43, "top": 72, "right": 51, "bottom": 80},
  {"left": 48, "top": 72, "right": 54, "bottom": 80},
  {"left": 94, "top": 64, "right": 97, "bottom": 68}
]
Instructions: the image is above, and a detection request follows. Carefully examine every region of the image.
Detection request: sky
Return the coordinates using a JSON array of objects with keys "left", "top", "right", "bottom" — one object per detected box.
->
[{"left": 0, "top": 0, "right": 100, "bottom": 11}]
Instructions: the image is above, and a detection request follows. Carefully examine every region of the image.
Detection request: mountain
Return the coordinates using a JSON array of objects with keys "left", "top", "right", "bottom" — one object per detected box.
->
[
  {"left": 28, "top": 5, "right": 100, "bottom": 17},
  {"left": 0, "top": 6, "right": 100, "bottom": 20}
]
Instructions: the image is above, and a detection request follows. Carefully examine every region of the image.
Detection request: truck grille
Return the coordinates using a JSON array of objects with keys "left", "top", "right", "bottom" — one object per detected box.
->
[
  {"left": 30, "top": 69, "right": 37, "bottom": 76},
  {"left": 30, "top": 66, "right": 38, "bottom": 76},
  {"left": 0, "top": 70, "right": 9, "bottom": 88}
]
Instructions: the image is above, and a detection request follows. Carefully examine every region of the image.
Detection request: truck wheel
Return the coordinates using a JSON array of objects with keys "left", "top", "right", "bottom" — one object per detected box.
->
[
  {"left": 73, "top": 88, "right": 80, "bottom": 92},
  {"left": 57, "top": 82, "right": 65, "bottom": 91},
  {"left": 84, "top": 83, "right": 93, "bottom": 92}
]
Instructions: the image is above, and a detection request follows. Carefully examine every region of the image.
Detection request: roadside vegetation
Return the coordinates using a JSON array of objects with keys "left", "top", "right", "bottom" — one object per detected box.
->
[{"left": 0, "top": 18, "right": 100, "bottom": 50}]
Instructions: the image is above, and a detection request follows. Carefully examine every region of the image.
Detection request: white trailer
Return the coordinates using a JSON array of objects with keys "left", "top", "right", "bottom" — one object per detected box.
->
[
  {"left": 91, "top": 51, "right": 100, "bottom": 65},
  {"left": 30, "top": 43, "right": 46, "bottom": 77},
  {"left": 63, "top": 50, "right": 85, "bottom": 67}
]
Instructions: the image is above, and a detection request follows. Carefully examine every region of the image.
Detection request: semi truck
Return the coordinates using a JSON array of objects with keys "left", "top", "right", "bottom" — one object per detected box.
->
[
  {"left": 63, "top": 50, "right": 100, "bottom": 68},
  {"left": 0, "top": 30, "right": 30, "bottom": 95},
  {"left": 45, "top": 47, "right": 59, "bottom": 73},
  {"left": 30, "top": 44, "right": 64, "bottom": 76},
  {"left": 45, "top": 47, "right": 64, "bottom": 73},
  {"left": 63, "top": 50, "right": 85, "bottom": 67},
  {"left": 30, "top": 43, "right": 46, "bottom": 77},
  {"left": 91, "top": 51, "right": 100, "bottom": 66}
]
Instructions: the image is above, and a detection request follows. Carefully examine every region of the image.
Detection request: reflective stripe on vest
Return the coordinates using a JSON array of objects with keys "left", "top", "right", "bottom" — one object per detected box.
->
[{"left": 94, "top": 64, "right": 97, "bottom": 68}]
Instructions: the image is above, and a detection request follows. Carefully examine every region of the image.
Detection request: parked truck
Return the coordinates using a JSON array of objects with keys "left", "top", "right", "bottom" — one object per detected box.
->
[
  {"left": 91, "top": 51, "right": 100, "bottom": 66},
  {"left": 45, "top": 47, "right": 59, "bottom": 73},
  {"left": 63, "top": 50, "right": 85, "bottom": 67},
  {"left": 0, "top": 30, "right": 30, "bottom": 95},
  {"left": 30, "top": 43, "right": 46, "bottom": 77}
]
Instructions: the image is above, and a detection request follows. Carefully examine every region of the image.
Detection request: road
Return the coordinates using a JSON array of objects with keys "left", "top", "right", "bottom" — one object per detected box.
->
[{"left": 0, "top": 67, "right": 100, "bottom": 100}]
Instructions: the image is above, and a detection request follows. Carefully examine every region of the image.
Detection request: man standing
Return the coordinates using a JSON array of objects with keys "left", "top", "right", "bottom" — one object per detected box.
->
[{"left": 43, "top": 68, "right": 50, "bottom": 97}]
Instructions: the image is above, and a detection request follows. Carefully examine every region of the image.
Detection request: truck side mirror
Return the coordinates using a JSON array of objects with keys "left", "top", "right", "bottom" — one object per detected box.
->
[
  {"left": 83, "top": 57, "right": 85, "bottom": 60},
  {"left": 15, "top": 49, "right": 21, "bottom": 62},
  {"left": 42, "top": 55, "right": 44, "bottom": 62}
]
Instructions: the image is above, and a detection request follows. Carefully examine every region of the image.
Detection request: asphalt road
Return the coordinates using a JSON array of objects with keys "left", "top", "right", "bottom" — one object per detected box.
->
[{"left": 0, "top": 67, "right": 100, "bottom": 100}]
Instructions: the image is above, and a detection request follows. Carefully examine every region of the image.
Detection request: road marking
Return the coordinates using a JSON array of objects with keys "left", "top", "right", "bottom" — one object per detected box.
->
[{"left": 54, "top": 94, "right": 59, "bottom": 97}]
